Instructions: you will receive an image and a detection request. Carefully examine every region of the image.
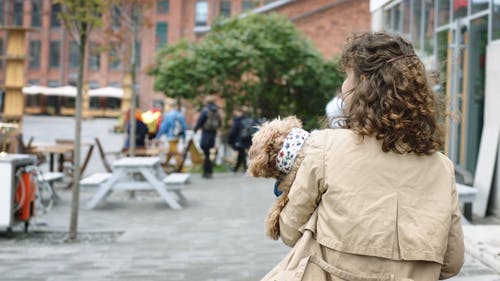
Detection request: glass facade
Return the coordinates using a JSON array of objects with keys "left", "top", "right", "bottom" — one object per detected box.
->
[
  {"left": 381, "top": 0, "right": 498, "bottom": 174},
  {"left": 453, "top": 0, "right": 467, "bottom": 19},
  {"left": 423, "top": 0, "right": 435, "bottom": 55},
  {"left": 471, "top": 0, "right": 488, "bottom": 14},
  {"left": 29, "top": 41, "right": 41, "bottom": 69},
  {"left": 494, "top": 1, "right": 500, "bottom": 40},
  {"left": 438, "top": 0, "right": 450, "bottom": 26}
]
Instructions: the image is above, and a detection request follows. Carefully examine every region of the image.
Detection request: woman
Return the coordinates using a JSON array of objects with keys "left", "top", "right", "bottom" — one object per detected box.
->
[{"left": 262, "top": 32, "right": 464, "bottom": 281}]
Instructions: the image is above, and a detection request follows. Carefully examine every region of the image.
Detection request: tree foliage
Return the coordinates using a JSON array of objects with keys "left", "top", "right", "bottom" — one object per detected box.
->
[{"left": 150, "top": 14, "right": 344, "bottom": 129}]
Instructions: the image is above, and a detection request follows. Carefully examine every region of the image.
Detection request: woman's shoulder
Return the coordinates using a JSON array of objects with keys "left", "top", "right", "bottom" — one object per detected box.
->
[{"left": 308, "top": 128, "right": 357, "bottom": 146}]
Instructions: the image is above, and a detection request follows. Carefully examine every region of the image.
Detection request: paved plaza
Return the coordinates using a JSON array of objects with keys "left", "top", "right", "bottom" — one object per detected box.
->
[{"left": 0, "top": 116, "right": 498, "bottom": 280}]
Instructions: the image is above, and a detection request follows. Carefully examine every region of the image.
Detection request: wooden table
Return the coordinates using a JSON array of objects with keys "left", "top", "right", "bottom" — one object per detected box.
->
[
  {"left": 85, "top": 157, "right": 187, "bottom": 210},
  {"left": 30, "top": 144, "right": 74, "bottom": 172}
]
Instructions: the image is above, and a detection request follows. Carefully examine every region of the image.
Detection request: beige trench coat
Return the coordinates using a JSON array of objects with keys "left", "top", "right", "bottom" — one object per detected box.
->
[{"left": 261, "top": 129, "right": 464, "bottom": 281}]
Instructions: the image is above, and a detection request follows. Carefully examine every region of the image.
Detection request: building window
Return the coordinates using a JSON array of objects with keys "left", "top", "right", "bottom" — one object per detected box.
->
[
  {"left": 0, "top": 0, "right": 4, "bottom": 25},
  {"left": 51, "top": 3, "right": 61, "bottom": 28},
  {"left": 108, "top": 49, "right": 121, "bottom": 70},
  {"left": 412, "top": 0, "right": 422, "bottom": 50},
  {"left": 438, "top": 0, "right": 450, "bottom": 26},
  {"left": 0, "top": 38, "right": 3, "bottom": 67},
  {"left": 29, "top": 41, "right": 41, "bottom": 69},
  {"left": 423, "top": 0, "right": 435, "bottom": 55},
  {"left": 384, "top": 3, "right": 402, "bottom": 33},
  {"left": 108, "top": 81, "right": 120, "bottom": 87},
  {"left": 69, "top": 41, "right": 79, "bottom": 69},
  {"left": 88, "top": 42, "right": 100, "bottom": 71},
  {"left": 135, "top": 41, "right": 141, "bottom": 69},
  {"left": 402, "top": 0, "right": 411, "bottom": 35},
  {"left": 220, "top": 1, "right": 231, "bottom": 17},
  {"left": 48, "top": 80, "right": 60, "bottom": 87},
  {"left": 112, "top": 5, "right": 120, "bottom": 29},
  {"left": 89, "top": 81, "right": 100, "bottom": 89},
  {"left": 13, "top": 1, "right": 23, "bottom": 26},
  {"left": 453, "top": 0, "right": 467, "bottom": 20},
  {"left": 494, "top": 1, "right": 500, "bottom": 40},
  {"left": 264, "top": 0, "right": 275, "bottom": 4},
  {"left": 49, "top": 41, "right": 60, "bottom": 68},
  {"left": 195, "top": 0, "right": 208, "bottom": 26},
  {"left": 157, "top": 0, "right": 169, "bottom": 13},
  {"left": 28, "top": 79, "right": 40, "bottom": 85},
  {"left": 31, "top": 0, "right": 41, "bottom": 27},
  {"left": 242, "top": 1, "right": 255, "bottom": 11},
  {"left": 155, "top": 22, "right": 168, "bottom": 49},
  {"left": 471, "top": 0, "right": 488, "bottom": 14}
]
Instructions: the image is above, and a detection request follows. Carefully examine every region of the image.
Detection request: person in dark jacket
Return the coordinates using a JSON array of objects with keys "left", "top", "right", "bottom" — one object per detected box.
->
[
  {"left": 123, "top": 109, "right": 148, "bottom": 151},
  {"left": 194, "top": 96, "right": 221, "bottom": 179},
  {"left": 228, "top": 107, "right": 253, "bottom": 173}
]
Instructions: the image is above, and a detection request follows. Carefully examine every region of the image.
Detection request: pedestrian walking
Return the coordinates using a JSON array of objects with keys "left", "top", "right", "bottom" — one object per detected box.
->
[
  {"left": 194, "top": 96, "right": 221, "bottom": 179},
  {"left": 228, "top": 107, "right": 256, "bottom": 173},
  {"left": 261, "top": 32, "right": 464, "bottom": 281},
  {"left": 156, "top": 100, "right": 187, "bottom": 141}
]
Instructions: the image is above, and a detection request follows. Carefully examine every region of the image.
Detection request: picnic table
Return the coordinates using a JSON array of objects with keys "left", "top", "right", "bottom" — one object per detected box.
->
[
  {"left": 29, "top": 144, "right": 74, "bottom": 172},
  {"left": 83, "top": 157, "right": 189, "bottom": 210}
]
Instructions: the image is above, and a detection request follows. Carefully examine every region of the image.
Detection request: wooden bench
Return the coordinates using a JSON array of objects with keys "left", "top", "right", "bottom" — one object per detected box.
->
[
  {"left": 163, "top": 173, "right": 190, "bottom": 202},
  {"left": 80, "top": 173, "right": 112, "bottom": 188},
  {"left": 456, "top": 183, "right": 478, "bottom": 222}
]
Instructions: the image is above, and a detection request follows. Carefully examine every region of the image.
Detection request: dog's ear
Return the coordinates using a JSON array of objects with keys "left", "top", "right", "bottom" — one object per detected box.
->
[{"left": 247, "top": 130, "right": 272, "bottom": 177}]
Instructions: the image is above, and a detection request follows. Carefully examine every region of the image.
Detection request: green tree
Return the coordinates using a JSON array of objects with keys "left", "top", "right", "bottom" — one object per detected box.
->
[
  {"left": 56, "top": 0, "right": 103, "bottom": 241},
  {"left": 150, "top": 14, "right": 343, "bottom": 129}
]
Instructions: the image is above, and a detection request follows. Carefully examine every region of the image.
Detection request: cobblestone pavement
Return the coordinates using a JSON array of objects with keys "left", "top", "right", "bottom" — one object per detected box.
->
[{"left": 0, "top": 116, "right": 497, "bottom": 280}]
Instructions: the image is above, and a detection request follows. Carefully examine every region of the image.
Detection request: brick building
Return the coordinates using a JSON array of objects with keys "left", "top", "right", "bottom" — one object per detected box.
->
[{"left": 0, "top": 0, "right": 369, "bottom": 116}]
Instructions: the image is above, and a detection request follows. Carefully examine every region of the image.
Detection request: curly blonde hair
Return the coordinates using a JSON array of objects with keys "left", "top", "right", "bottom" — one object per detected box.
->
[{"left": 340, "top": 32, "right": 443, "bottom": 155}]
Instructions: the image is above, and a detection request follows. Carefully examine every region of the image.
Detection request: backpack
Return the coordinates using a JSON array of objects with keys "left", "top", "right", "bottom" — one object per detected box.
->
[
  {"left": 203, "top": 109, "right": 221, "bottom": 130},
  {"left": 238, "top": 117, "right": 257, "bottom": 141},
  {"left": 172, "top": 114, "right": 183, "bottom": 137}
]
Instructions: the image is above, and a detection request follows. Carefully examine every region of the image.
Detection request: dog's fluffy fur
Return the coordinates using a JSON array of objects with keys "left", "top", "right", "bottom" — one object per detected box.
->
[{"left": 248, "top": 116, "right": 310, "bottom": 240}]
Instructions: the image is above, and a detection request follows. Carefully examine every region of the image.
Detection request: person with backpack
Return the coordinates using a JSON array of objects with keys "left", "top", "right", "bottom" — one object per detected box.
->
[
  {"left": 156, "top": 100, "right": 187, "bottom": 141},
  {"left": 194, "top": 96, "right": 221, "bottom": 179},
  {"left": 228, "top": 107, "right": 256, "bottom": 173}
]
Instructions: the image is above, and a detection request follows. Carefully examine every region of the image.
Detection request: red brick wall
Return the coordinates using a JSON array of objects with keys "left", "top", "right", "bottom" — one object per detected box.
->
[{"left": 271, "top": 0, "right": 371, "bottom": 59}]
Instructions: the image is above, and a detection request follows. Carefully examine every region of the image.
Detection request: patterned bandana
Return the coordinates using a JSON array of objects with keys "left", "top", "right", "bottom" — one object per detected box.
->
[{"left": 275, "top": 127, "right": 310, "bottom": 174}]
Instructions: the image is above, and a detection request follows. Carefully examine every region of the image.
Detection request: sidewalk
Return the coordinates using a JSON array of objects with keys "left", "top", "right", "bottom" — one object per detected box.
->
[{"left": 0, "top": 173, "right": 499, "bottom": 280}]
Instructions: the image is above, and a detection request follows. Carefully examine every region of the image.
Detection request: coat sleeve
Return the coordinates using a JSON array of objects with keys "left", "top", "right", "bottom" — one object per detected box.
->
[
  {"left": 439, "top": 174, "right": 465, "bottom": 279},
  {"left": 279, "top": 134, "right": 325, "bottom": 247},
  {"left": 194, "top": 109, "right": 207, "bottom": 133}
]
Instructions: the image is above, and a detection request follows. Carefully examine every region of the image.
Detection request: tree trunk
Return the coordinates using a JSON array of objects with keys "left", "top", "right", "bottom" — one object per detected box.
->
[
  {"left": 69, "top": 26, "right": 87, "bottom": 241},
  {"left": 128, "top": 7, "right": 139, "bottom": 157}
]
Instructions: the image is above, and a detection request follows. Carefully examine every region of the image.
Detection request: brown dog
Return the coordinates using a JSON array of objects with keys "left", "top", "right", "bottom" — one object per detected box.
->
[{"left": 248, "top": 116, "right": 311, "bottom": 240}]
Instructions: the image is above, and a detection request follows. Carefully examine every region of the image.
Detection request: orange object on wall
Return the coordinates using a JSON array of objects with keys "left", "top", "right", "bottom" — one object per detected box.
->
[{"left": 15, "top": 173, "right": 35, "bottom": 222}]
